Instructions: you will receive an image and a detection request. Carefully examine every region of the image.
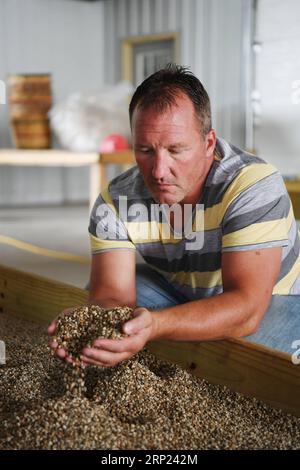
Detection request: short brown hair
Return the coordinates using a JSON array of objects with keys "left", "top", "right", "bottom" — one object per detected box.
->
[{"left": 129, "top": 63, "right": 212, "bottom": 137}]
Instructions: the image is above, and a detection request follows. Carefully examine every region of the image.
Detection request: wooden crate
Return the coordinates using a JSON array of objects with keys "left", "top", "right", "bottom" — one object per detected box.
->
[{"left": 0, "top": 263, "right": 299, "bottom": 417}]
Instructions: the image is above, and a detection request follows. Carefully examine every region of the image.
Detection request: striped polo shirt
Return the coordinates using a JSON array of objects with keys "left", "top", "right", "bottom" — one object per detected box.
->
[{"left": 89, "top": 137, "right": 300, "bottom": 298}]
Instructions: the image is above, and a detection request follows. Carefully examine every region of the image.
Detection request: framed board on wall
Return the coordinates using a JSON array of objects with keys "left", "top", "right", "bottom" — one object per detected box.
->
[{"left": 122, "top": 33, "right": 180, "bottom": 87}]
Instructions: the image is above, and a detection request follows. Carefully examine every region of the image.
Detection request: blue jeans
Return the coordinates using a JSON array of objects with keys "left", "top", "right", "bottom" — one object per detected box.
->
[{"left": 136, "top": 264, "right": 300, "bottom": 355}]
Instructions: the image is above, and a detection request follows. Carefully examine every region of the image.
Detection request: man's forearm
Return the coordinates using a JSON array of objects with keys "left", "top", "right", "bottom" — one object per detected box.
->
[
  {"left": 150, "top": 290, "right": 264, "bottom": 342},
  {"left": 88, "top": 294, "right": 136, "bottom": 309}
]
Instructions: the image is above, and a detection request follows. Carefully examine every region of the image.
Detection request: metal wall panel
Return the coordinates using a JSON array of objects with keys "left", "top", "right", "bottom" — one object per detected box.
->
[{"left": 104, "top": 0, "right": 249, "bottom": 148}]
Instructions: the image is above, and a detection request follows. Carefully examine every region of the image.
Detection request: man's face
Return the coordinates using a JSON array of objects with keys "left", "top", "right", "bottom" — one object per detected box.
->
[{"left": 132, "top": 93, "right": 216, "bottom": 206}]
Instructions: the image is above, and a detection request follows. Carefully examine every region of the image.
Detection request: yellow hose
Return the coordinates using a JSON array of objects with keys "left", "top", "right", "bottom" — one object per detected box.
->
[{"left": 0, "top": 234, "right": 90, "bottom": 264}]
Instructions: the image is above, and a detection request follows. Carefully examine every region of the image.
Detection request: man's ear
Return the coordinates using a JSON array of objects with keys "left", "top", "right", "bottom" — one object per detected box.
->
[{"left": 205, "top": 129, "right": 216, "bottom": 158}]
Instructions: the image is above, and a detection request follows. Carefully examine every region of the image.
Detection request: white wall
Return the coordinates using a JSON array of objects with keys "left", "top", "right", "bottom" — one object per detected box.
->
[
  {"left": 254, "top": 0, "right": 300, "bottom": 176},
  {"left": 0, "top": 0, "right": 105, "bottom": 205}
]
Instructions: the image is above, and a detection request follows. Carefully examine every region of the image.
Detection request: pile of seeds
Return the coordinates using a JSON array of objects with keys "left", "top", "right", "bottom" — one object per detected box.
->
[
  {"left": 0, "top": 310, "right": 300, "bottom": 450},
  {"left": 53, "top": 305, "right": 134, "bottom": 365}
]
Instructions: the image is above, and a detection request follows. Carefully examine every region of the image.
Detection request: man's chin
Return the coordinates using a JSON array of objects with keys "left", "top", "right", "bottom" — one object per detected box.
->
[{"left": 152, "top": 192, "right": 181, "bottom": 206}]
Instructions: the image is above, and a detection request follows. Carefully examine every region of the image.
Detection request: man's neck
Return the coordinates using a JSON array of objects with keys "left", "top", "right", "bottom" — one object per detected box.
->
[{"left": 180, "top": 155, "right": 215, "bottom": 208}]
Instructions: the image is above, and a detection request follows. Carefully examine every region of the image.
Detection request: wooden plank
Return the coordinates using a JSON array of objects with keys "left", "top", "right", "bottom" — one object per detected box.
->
[
  {"left": 100, "top": 150, "right": 135, "bottom": 165},
  {"left": 122, "top": 32, "right": 178, "bottom": 46},
  {"left": 0, "top": 149, "right": 100, "bottom": 166},
  {"left": 289, "top": 193, "right": 300, "bottom": 220},
  {"left": 0, "top": 149, "right": 135, "bottom": 210},
  {"left": 0, "top": 263, "right": 299, "bottom": 416},
  {"left": 0, "top": 149, "right": 134, "bottom": 167},
  {"left": 122, "top": 40, "right": 133, "bottom": 83},
  {"left": 0, "top": 264, "right": 87, "bottom": 324},
  {"left": 285, "top": 180, "right": 300, "bottom": 192},
  {"left": 148, "top": 339, "right": 300, "bottom": 417},
  {"left": 89, "top": 162, "right": 102, "bottom": 212},
  {"left": 285, "top": 180, "right": 300, "bottom": 220}
]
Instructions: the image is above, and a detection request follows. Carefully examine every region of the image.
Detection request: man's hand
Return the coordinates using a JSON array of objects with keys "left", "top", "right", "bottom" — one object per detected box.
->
[
  {"left": 80, "top": 307, "right": 156, "bottom": 368},
  {"left": 48, "top": 307, "right": 78, "bottom": 365}
]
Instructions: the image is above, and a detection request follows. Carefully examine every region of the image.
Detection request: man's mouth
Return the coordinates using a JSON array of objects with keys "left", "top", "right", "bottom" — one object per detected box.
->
[{"left": 153, "top": 182, "right": 175, "bottom": 188}]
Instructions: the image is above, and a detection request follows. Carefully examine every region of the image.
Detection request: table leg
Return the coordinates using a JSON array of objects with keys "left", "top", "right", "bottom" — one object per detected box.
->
[{"left": 89, "top": 162, "right": 102, "bottom": 213}]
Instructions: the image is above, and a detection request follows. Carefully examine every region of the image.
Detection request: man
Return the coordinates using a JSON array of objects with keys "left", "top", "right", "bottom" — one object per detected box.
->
[{"left": 49, "top": 64, "right": 300, "bottom": 367}]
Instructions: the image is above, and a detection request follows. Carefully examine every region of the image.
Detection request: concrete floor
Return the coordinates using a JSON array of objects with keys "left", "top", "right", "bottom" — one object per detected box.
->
[{"left": 0, "top": 205, "right": 91, "bottom": 288}]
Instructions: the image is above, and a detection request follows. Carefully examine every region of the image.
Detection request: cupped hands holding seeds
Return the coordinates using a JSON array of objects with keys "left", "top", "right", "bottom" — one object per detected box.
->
[{"left": 48, "top": 304, "right": 157, "bottom": 368}]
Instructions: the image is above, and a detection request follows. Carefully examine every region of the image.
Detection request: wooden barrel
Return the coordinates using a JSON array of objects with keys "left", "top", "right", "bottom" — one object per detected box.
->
[{"left": 8, "top": 74, "right": 52, "bottom": 149}]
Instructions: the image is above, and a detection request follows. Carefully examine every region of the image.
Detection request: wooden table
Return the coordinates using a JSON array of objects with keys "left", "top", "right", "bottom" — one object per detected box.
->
[
  {"left": 0, "top": 149, "right": 136, "bottom": 210},
  {"left": 1, "top": 149, "right": 299, "bottom": 218}
]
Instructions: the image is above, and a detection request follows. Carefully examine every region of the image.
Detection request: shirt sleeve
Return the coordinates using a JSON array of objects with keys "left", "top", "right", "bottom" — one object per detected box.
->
[
  {"left": 221, "top": 166, "right": 291, "bottom": 252},
  {"left": 88, "top": 187, "right": 136, "bottom": 255}
]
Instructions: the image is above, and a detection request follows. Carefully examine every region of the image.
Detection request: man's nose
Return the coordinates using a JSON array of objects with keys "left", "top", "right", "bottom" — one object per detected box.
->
[{"left": 152, "top": 151, "right": 168, "bottom": 181}]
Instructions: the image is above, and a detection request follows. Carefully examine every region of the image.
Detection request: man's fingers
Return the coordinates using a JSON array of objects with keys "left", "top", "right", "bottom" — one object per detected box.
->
[
  {"left": 49, "top": 339, "right": 58, "bottom": 349},
  {"left": 65, "top": 355, "right": 74, "bottom": 365},
  {"left": 123, "top": 308, "right": 151, "bottom": 335},
  {"left": 92, "top": 335, "right": 141, "bottom": 353},
  {"left": 56, "top": 347, "right": 67, "bottom": 359},
  {"left": 81, "top": 347, "right": 130, "bottom": 365},
  {"left": 49, "top": 339, "right": 71, "bottom": 363},
  {"left": 47, "top": 306, "right": 146, "bottom": 368},
  {"left": 80, "top": 356, "right": 110, "bottom": 367},
  {"left": 47, "top": 321, "right": 57, "bottom": 335}
]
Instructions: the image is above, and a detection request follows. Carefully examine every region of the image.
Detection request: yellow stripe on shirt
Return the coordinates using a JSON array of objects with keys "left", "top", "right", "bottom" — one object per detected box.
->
[
  {"left": 222, "top": 219, "right": 288, "bottom": 249},
  {"left": 204, "top": 163, "right": 278, "bottom": 230},
  {"left": 90, "top": 233, "right": 135, "bottom": 253},
  {"left": 150, "top": 264, "right": 222, "bottom": 289}
]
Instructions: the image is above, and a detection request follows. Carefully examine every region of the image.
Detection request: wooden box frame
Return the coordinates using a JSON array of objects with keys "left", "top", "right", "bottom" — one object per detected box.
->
[{"left": 1, "top": 263, "right": 299, "bottom": 417}]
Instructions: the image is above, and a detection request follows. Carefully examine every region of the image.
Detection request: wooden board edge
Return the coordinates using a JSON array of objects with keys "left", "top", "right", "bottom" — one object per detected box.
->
[
  {"left": 148, "top": 338, "right": 300, "bottom": 417},
  {"left": 0, "top": 264, "right": 88, "bottom": 324}
]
